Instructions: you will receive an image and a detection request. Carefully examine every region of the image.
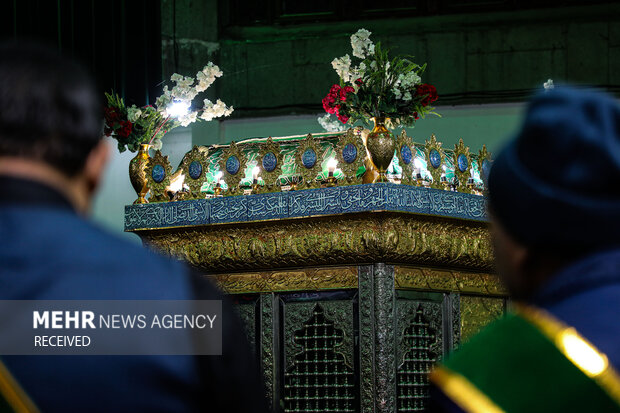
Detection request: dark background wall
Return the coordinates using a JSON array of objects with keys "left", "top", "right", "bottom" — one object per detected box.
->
[
  {"left": 2, "top": 1, "right": 618, "bottom": 117},
  {"left": 162, "top": 0, "right": 620, "bottom": 117},
  {"left": 0, "top": 0, "right": 162, "bottom": 107}
]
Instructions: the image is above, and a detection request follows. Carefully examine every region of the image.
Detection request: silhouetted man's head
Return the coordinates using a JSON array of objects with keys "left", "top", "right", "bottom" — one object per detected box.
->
[
  {"left": 0, "top": 41, "right": 108, "bottom": 212},
  {"left": 487, "top": 87, "right": 620, "bottom": 299}
]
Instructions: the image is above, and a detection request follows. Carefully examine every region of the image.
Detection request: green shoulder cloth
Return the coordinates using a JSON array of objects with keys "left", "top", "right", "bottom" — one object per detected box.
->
[
  {"left": 431, "top": 304, "right": 620, "bottom": 412},
  {"left": 0, "top": 360, "right": 38, "bottom": 413}
]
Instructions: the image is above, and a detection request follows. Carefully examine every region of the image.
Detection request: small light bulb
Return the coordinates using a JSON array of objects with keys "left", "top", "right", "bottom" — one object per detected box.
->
[
  {"left": 413, "top": 158, "right": 424, "bottom": 171},
  {"left": 168, "top": 173, "right": 185, "bottom": 193},
  {"left": 327, "top": 158, "right": 338, "bottom": 173},
  {"left": 167, "top": 100, "right": 191, "bottom": 118}
]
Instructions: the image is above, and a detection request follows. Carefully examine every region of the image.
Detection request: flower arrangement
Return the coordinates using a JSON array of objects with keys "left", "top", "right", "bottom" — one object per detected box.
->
[
  {"left": 321, "top": 29, "right": 438, "bottom": 127},
  {"left": 104, "top": 63, "right": 233, "bottom": 152}
]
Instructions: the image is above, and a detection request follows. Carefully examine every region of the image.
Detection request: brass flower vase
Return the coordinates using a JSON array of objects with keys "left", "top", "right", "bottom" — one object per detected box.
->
[
  {"left": 129, "top": 143, "right": 151, "bottom": 204},
  {"left": 366, "top": 117, "right": 395, "bottom": 183}
]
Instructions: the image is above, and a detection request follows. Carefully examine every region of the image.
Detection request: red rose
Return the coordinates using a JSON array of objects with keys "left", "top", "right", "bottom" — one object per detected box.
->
[
  {"left": 322, "top": 96, "right": 337, "bottom": 114},
  {"left": 104, "top": 107, "right": 121, "bottom": 124},
  {"left": 337, "top": 113, "right": 349, "bottom": 124},
  {"left": 338, "top": 85, "right": 355, "bottom": 101},
  {"left": 413, "top": 112, "right": 419, "bottom": 120},
  {"left": 323, "top": 83, "right": 356, "bottom": 116},
  {"left": 117, "top": 120, "right": 133, "bottom": 138},
  {"left": 323, "top": 84, "right": 345, "bottom": 114},
  {"left": 415, "top": 84, "right": 438, "bottom": 107},
  {"left": 355, "top": 78, "right": 364, "bottom": 86}
]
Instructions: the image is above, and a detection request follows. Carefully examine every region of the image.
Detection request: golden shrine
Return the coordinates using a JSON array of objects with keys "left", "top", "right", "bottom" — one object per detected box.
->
[{"left": 124, "top": 130, "right": 506, "bottom": 413}]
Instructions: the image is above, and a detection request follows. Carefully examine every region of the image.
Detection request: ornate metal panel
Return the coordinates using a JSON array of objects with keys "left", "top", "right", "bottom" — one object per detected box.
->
[
  {"left": 395, "top": 292, "right": 443, "bottom": 413},
  {"left": 260, "top": 293, "right": 276, "bottom": 409},
  {"left": 281, "top": 294, "right": 357, "bottom": 413},
  {"left": 358, "top": 265, "right": 374, "bottom": 413},
  {"left": 231, "top": 295, "right": 259, "bottom": 353},
  {"left": 213, "top": 267, "right": 358, "bottom": 294},
  {"left": 374, "top": 263, "right": 396, "bottom": 413},
  {"left": 395, "top": 267, "right": 505, "bottom": 296},
  {"left": 450, "top": 293, "right": 461, "bottom": 350},
  {"left": 460, "top": 295, "right": 505, "bottom": 343}
]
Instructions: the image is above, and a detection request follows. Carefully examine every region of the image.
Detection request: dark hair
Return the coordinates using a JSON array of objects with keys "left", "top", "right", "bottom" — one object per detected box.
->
[{"left": 0, "top": 41, "right": 103, "bottom": 176}]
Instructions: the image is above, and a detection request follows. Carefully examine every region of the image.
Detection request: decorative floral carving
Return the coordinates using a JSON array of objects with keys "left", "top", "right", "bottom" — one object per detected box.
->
[
  {"left": 424, "top": 134, "right": 445, "bottom": 189},
  {"left": 460, "top": 295, "right": 505, "bottom": 342},
  {"left": 394, "top": 266, "right": 506, "bottom": 296},
  {"left": 478, "top": 144, "right": 492, "bottom": 185},
  {"left": 295, "top": 134, "right": 323, "bottom": 188},
  {"left": 257, "top": 137, "right": 283, "bottom": 192},
  {"left": 219, "top": 141, "right": 247, "bottom": 195},
  {"left": 396, "top": 130, "right": 415, "bottom": 185},
  {"left": 453, "top": 138, "right": 472, "bottom": 194},
  {"left": 140, "top": 214, "right": 493, "bottom": 273},
  {"left": 213, "top": 267, "right": 358, "bottom": 294},
  {"left": 335, "top": 129, "right": 366, "bottom": 185},
  {"left": 177, "top": 145, "right": 209, "bottom": 199},
  {"left": 145, "top": 150, "right": 172, "bottom": 202}
]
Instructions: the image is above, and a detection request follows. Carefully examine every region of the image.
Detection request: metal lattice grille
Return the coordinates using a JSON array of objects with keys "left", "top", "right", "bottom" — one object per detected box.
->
[
  {"left": 397, "top": 306, "right": 437, "bottom": 412},
  {"left": 284, "top": 304, "right": 355, "bottom": 413}
]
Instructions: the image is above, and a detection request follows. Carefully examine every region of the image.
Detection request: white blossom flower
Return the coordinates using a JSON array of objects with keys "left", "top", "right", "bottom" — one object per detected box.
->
[
  {"left": 196, "top": 63, "right": 224, "bottom": 92},
  {"left": 396, "top": 72, "right": 421, "bottom": 89},
  {"left": 200, "top": 99, "right": 233, "bottom": 121},
  {"left": 127, "top": 106, "right": 142, "bottom": 122},
  {"left": 331, "top": 54, "right": 352, "bottom": 82},
  {"left": 178, "top": 110, "right": 198, "bottom": 127},
  {"left": 175, "top": 75, "right": 194, "bottom": 89},
  {"left": 155, "top": 85, "right": 173, "bottom": 110},
  {"left": 392, "top": 87, "right": 402, "bottom": 99},
  {"left": 151, "top": 62, "right": 232, "bottom": 131},
  {"left": 403, "top": 91, "right": 412, "bottom": 101},
  {"left": 171, "top": 85, "right": 198, "bottom": 102},
  {"left": 350, "top": 28, "right": 375, "bottom": 59},
  {"left": 544, "top": 79, "right": 554, "bottom": 90},
  {"left": 318, "top": 114, "right": 346, "bottom": 132},
  {"left": 169, "top": 74, "right": 199, "bottom": 101},
  {"left": 348, "top": 64, "right": 366, "bottom": 83},
  {"left": 151, "top": 138, "right": 163, "bottom": 150}
]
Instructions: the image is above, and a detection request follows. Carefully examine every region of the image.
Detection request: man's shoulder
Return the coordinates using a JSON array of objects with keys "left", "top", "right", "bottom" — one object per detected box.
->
[
  {"left": 434, "top": 308, "right": 620, "bottom": 412},
  {"left": 60, "top": 212, "right": 183, "bottom": 274},
  {"left": 1, "top": 207, "right": 196, "bottom": 300},
  {"left": 444, "top": 314, "right": 527, "bottom": 371}
]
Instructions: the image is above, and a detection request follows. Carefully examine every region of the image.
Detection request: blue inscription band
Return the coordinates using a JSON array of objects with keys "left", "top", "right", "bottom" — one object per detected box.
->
[{"left": 124, "top": 182, "right": 487, "bottom": 231}]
